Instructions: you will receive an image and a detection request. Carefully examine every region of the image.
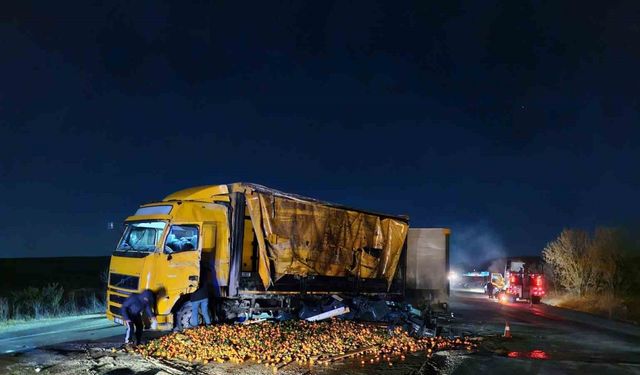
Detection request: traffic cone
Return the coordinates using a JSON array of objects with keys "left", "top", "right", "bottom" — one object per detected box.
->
[{"left": 503, "top": 321, "right": 512, "bottom": 338}]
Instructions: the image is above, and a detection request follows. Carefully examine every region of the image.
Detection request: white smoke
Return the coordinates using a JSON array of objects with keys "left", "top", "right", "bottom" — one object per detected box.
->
[{"left": 451, "top": 221, "right": 506, "bottom": 270}]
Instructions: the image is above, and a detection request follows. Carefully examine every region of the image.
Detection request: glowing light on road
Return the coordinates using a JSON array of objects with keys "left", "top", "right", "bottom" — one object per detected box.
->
[
  {"left": 507, "top": 350, "right": 550, "bottom": 360},
  {"left": 529, "top": 350, "right": 550, "bottom": 360},
  {"left": 448, "top": 271, "right": 458, "bottom": 282}
]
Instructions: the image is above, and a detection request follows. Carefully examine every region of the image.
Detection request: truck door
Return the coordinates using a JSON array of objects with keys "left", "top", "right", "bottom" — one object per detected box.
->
[
  {"left": 199, "top": 221, "right": 231, "bottom": 297},
  {"left": 155, "top": 224, "right": 201, "bottom": 298}
]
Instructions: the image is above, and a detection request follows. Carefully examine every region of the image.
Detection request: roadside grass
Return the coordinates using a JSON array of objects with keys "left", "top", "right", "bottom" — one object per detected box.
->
[
  {"left": 544, "top": 291, "right": 639, "bottom": 323},
  {"left": 0, "top": 286, "right": 106, "bottom": 327},
  {"left": 622, "top": 297, "right": 640, "bottom": 323},
  {"left": 0, "top": 257, "right": 110, "bottom": 326}
]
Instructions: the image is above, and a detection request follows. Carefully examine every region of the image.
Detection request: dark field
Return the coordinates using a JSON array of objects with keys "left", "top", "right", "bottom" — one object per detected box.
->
[{"left": 0, "top": 256, "right": 110, "bottom": 298}]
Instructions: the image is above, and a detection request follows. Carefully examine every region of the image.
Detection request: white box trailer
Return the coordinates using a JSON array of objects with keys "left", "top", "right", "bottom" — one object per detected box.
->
[{"left": 405, "top": 228, "right": 450, "bottom": 306}]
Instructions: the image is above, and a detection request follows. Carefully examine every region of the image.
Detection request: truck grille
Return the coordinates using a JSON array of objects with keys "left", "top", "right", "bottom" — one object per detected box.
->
[
  {"left": 109, "top": 273, "right": 139, "bottom": 291},
  {"left": 109, "top": 293, "right": 127, "bottom": 305},
  {"left": 109, "top": 304, "right": 122, "bottom": 316}
]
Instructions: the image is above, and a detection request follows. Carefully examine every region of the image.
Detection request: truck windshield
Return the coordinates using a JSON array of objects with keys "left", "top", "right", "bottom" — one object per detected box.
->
[{"left": 116, "top": 221, "right": 167, "bottom": 252}]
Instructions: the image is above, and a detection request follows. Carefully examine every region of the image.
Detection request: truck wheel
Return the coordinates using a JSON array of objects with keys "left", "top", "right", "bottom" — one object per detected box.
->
[
  {"left": 531, "top": 296, "right": 541, "bottom": 304},
  {"left": 175, "top": 301, "right": 202, "bottom": 330}
]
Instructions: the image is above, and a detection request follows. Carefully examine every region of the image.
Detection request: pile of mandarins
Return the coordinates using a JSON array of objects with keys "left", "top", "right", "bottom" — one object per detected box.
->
[{"left": 134, "top": 320, "right": 474, "bottom": 368}]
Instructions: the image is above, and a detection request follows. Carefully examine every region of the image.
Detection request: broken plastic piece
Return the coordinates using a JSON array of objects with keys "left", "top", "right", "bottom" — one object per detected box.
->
[{"left": 305, "top": 306, "right": 351, "bottom": 322}]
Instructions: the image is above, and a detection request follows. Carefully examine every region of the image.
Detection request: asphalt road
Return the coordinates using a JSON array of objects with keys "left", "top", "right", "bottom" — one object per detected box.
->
[
  {"left": 1, "top": 293, "right": 639, "bottom": 374},
  {"left": 0, "top": 314, "right": 123, "bottom": 354},
  {"left": 448, "top": 290, "right": 640, "bottom": 374}
]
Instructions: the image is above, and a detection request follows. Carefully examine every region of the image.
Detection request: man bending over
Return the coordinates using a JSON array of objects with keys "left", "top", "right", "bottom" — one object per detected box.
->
[{"left": 121, "top": 289, "right": 157, "bottom": 345}]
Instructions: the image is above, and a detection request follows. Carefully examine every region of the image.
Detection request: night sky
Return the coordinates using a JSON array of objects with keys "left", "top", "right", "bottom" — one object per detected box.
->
[{"left": 1, "top": 1, "right": 639, "bottom": 264}]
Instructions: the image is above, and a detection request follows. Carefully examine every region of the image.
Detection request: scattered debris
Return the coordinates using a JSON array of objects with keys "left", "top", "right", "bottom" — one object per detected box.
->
[
  {"left": 132, "top": 319, "right": 476, "bottom": 368},
  {"left": 293, "top": 294, "right": 450, "bottom": 339},
  {"left": 305, "top": 306, "right": 350, "bottom": 322}
]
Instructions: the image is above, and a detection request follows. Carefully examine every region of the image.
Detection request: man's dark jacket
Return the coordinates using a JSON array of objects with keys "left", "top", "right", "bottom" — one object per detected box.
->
[{"left": 121, "top": 290, "right": 154, "bottom": 321}]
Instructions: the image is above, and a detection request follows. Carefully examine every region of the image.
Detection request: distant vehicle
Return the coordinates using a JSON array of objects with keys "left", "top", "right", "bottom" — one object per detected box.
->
[
  {"left": 105, "top": 182, "right": 450, "bottom": 330},
  {"left": 452, "top": 271, "right": 489, "bottom": 292},
  {"left": 493, "top": 258, "right": 545, "bottom": 304},
  {"left": 484, "top": 272, "right": 506, "bottom": 297}
]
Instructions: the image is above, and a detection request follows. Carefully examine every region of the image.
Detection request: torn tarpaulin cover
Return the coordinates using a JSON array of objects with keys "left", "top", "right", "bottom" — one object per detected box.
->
[{"left": 243, "top": 187, "right": 409, "bottom": 290}]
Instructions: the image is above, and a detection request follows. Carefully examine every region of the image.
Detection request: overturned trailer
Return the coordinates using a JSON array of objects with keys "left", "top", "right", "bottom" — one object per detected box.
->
[{"left": 106, "top": 183, "right": 424, "bottom": 329}]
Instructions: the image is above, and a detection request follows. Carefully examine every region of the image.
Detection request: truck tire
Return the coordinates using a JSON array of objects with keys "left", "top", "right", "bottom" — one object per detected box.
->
[
  {"left": 531, "top": 296, "right": 541, "bottom": 304},
  {"left": 175, "top": 301, "right": 202, "bottom": 331}
]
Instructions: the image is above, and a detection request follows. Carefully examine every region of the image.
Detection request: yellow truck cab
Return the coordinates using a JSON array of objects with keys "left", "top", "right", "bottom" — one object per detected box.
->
[
  {"left": 106, "top": 183, "right": 410, "bottom": 330},
  {"left": 107, "top": 185, "right": 231, "bottom": 330}
]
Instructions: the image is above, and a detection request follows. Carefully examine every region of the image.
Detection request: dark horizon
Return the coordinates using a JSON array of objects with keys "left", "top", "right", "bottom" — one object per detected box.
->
[{"left": 2, "top": 1, "right": 639, "bottom": 264}]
